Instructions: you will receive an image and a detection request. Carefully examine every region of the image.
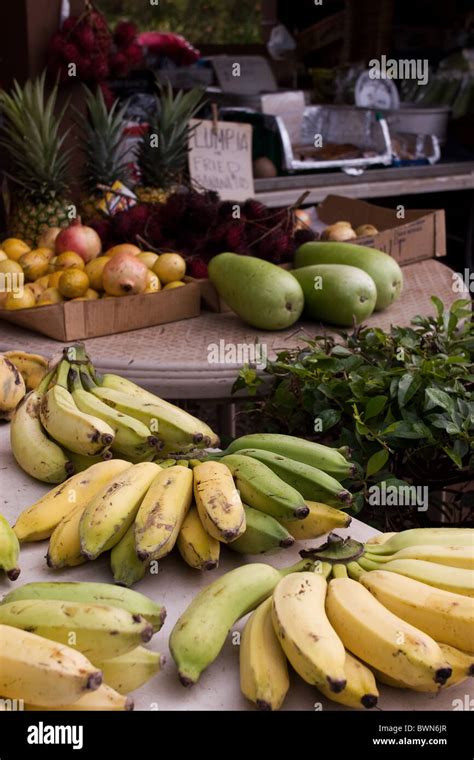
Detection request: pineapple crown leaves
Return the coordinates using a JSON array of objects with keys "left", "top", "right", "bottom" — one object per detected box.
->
[
  {"left": 138, "top": 82, "right": 205, "bottom": 188},
  {"left": 0, "top": 72, "right": 72, "bottom": 199},
  {"left": 76, "top": 86, "right": 131, "bottom": 192}
]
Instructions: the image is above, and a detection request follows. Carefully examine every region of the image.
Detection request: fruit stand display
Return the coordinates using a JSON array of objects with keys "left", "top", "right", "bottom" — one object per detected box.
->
[{"left": 0, "top": 0, "right": 473, "bottom": 723}]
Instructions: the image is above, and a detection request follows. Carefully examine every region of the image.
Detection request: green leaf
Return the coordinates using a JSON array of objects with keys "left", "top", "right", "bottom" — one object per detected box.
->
[
  {"left": 316, "top": 408, "right": 341, "bottom": 432},
  {"left": 365, "top": 396, "right": 388, "bottom": 420},
  {"left": 424, "top": 387, "right": 455, "bottom": 415},
  {"left": 431, "top": 295, "right": 444, "bottom": 319},
  {"left": 443, "top": 446, "right": 463, "bottom": 468},
  {"left": 366, "top": 449, "right": 389, "bottom": 477},
  {"left": 398, "top": 373, "right": 421, "bottom": 408}
]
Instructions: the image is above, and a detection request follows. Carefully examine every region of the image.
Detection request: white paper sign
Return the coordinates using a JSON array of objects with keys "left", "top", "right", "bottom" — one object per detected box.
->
[{"left": 188, "top": 119, "right": 254, "bottom": 202}]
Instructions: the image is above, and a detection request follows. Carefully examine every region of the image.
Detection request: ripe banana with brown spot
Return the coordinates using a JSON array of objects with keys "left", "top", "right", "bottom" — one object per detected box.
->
[{"left": 194, "top": 461, "right": 246, "bottom": 543}]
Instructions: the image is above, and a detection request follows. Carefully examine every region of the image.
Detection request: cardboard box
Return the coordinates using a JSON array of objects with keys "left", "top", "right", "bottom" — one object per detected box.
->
[
  {"left": 0, "top": 280, "right": 201, "bottom": 341},
  {"left": 318, "top": 195, "right": 446, "bottom": 266}
]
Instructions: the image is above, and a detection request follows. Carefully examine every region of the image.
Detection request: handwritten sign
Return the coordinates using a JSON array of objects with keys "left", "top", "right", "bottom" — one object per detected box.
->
[{"left": 188, "top": 119, "right": 254, "bottom": 202}]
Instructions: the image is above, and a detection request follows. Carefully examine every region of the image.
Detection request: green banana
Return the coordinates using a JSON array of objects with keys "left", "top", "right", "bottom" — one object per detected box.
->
[
  {"left": 0, "top": 514, "right": 20, "bottom": 580},
  {"left": 0, "top": 599, "right": 154, "bottom": 663},
  {"left": 1, "top": 581, "right": 166, "bottom": 632},
  {"left": 220, "top": 454, "right": 308, "bottom": 521},
  {"left": 235, "top": 449, "right": 352, "bottom": 508},
  {"left": 110, "top": 524, "right": 148, "bottom": 588},
  {"left": 223, "top": 434, "right": 355, "bottom": 479},
  {"left": 91, "top": 371, "right": 219, "bottom": 452},
  {"left": 70, "top": 368, "right": 159, "bottom": 463},
  {"left": 80, "top": 462, "right": 160, "bottom": 560},
  {"left": 229, "top": 505, "right": 294, "bottom": 555},
  {"left": 40, "top": 361, "right": 115, "bottom": 457},
  {"left": 364, "top": 528, "right": 474, "bottom": 555},
  {"left": 169, "top": 558, "right": 313, "bottom": 686}
]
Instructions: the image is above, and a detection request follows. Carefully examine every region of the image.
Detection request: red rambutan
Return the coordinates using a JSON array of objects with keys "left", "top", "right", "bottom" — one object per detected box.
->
[
  {"left": 109, "top": 52, "right": 129, "bottom": 78},
  {"left": 243, "top": 199, "right": 268, "bottom": 220},
  {"left": 188, "top": 258, "right": 209, "bottom": 279},
  {"left": 61, "top": 17, "right": 78, "bottom": 34},
  {"left": 294, "top": 228, "right": 317, "bottom": 246},
  {"left": 75, "top": 25, "right": 96, "bottom": 52},
  {"left": 114, "top": 21, "right": 138, "bottom": 47},
  {"left": 123, "top": 42, "right": 144, "bottom": 68}
]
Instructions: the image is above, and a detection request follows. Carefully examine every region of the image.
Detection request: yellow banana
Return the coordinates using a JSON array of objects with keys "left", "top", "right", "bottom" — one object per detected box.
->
[
  {"left": 240, "top": 597, "right": 289, "bottom": 711},
  {"left": 326, "top": 577, "right": 452, "bottom": 688},
  {"left": 0, "top": 514, "right": 20, "bottom": 580},
  {"left": 10, "top": 378, "right": 73, "bottom": 484},
  {"left": 26, "top": 684, "right": 133, "bottom": 711},
  {"left": 176, "top": 506, "right": 220, "bottom": 570},
  {"left": 13, "top": 459, "right": 131, "bottom": 541},
  {"left": 364, "top": 543, "right": 474, "bottom": 570},
  {"left": 271, "top": 572, "right": 347, "bottom": 692},
  {"left": 358, "top": 556, "right": 474, "bottom": 597},
  {"left": 366, "top": 528, "right": 474, "bottom": 554},
  {"left": 4, "top": 350, "right": 49, "bottom": 391},
  {"left": 0, "top": 354, "right": 26, "bottom": 419},
  {"left": 282, "top": 500, "right": 351, "bottom": 540},
  {"left": 135, "top": 465, "right": 193, "bottom": 560},
  {"left": 373, "top": 643, "right": 474, "bottom": 692},
  {"left": 0, "top": 624, "right": 102, "bottom": 707},
  {"left": 366, "top": 532, "right": 397, "bottom": 545},
  {"left": 98, "top": 647, "right": 162, "bottom": 694},
  {"left": 80, "top": 462, "right": 160, "bottom": 560},
  {"left": 194, "top": 461, "right": 246, "bottom": 543},
  {"left": 360, "top": 569, "right": 474, "bottom": 652},
  {"left": 46, "top": 503, "right": 86, "bottom": 569},
  {"left": 317, "top": 652, "right": 379, "bottom": 709}
]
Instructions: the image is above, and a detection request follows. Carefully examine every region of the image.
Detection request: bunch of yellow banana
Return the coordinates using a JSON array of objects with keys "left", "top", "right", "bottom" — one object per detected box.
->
[
  {"left": 9, "top": 343, "right": 219, "bottom": 484},
  {"left": 0, "top": 580, "right": 165, "bottom": 710},
  {"left": 170, "top": 526, "right": 474, "bottom": 711},
  {"left": 12, "top": 450, "right": 353, "bottom": 586}
]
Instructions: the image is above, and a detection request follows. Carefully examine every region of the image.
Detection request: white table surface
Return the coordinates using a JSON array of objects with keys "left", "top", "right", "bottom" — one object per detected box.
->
[{"left": 0, "top": 423, "right": 471, "bottom": 712}]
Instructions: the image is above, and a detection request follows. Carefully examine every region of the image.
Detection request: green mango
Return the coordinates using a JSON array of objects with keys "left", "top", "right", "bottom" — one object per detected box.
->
[
  {"left": 294, "top": 242, "right": 403, "bottom": 311},
  {"left": 208, "top": 253, "right": 304, "bottom": 330},
  {"left": 292, "top": 264, "right": 377, "bottom": 326}
]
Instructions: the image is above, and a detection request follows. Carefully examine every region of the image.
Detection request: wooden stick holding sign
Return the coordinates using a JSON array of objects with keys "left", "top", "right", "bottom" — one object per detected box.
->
[{"left": 188, "top": 119, "right": 254, "bottom": 203}]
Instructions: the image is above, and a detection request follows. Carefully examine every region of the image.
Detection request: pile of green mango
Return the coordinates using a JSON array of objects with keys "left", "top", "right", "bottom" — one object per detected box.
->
[{"left": 208, "top": 241, "right": 403, "bottom": 330}]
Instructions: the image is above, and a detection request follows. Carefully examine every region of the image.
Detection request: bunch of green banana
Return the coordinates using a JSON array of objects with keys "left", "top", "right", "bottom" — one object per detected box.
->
[
  {"left": 169, "top": 558, "right": 313, "bottom": 686},
  {"left": 223, "top": 434, "right": 355, "bottom": 479},
  {"left": 0, "top": 514, "right": 20, "bottom": 580}
]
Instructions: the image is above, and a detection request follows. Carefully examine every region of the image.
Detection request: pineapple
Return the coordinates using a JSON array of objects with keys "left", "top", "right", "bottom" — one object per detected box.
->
[
  {"left": 78, "top": 87, "right": 131, "bottom": 219},
  {"left": 136, "top": 84, "right": 204, "bottom": 204},
  {"left": 0, "top": 73, "right": 73, "bottom": 247}
]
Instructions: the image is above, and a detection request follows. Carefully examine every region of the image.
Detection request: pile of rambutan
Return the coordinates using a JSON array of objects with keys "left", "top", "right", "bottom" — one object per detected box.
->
[
  {"left": 88, "top": 190, "right": 316, "bottom": 278},
  {"left": 47, "top": 2, "right": 143, "bottom": 84}
]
